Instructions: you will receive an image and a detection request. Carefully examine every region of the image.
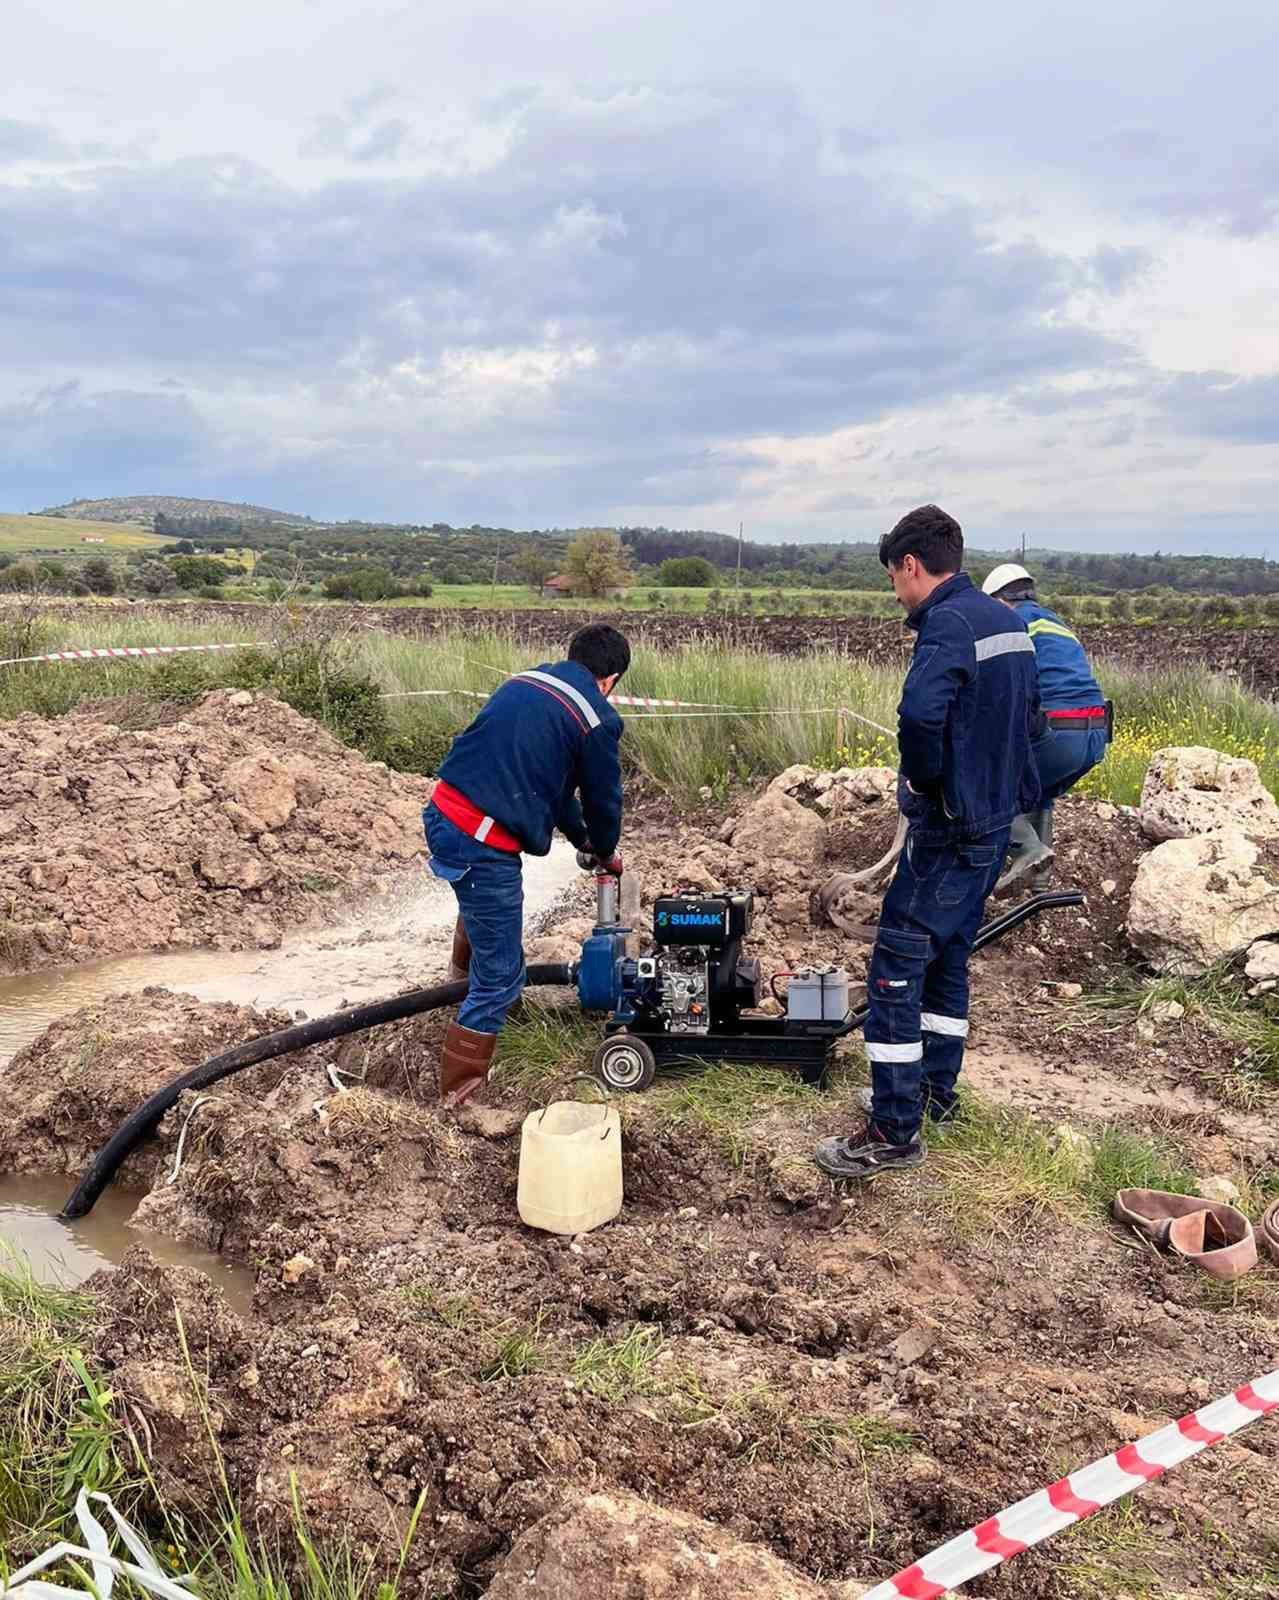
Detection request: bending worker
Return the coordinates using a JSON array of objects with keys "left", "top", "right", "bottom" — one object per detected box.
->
[
  {"left": 981, "top": 563, "right": 1109, "bottom": 893},
  {"left": 424, "top": 624, "right": 630, "bottom": 1106},
  {"left": 814, "top": 506, "right": 1042, "bottom": 1181}
]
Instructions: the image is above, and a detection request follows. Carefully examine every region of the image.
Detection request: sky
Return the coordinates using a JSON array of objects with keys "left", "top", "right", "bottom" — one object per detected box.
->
[{"left": 2, "top": 1, "right": 1277, "bottom": 555}]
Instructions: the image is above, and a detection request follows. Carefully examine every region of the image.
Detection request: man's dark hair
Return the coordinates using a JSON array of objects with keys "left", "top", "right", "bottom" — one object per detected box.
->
[
  {"left": 568, "top": 623, "right": 631, "bottom": 681},
  {"left": 878, "top": 505, "right": 964, "bottom": 576}
]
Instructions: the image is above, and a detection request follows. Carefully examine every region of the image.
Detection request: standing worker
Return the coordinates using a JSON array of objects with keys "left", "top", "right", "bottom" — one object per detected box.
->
[
  {"left": 813, "top": 506, "right": 1043, "bottom": 1180},
  {"left": 424, "top": 624, "right": 630, "bottom": 1106},
  {"left": 980, "top": 563, "right": 1110, "bottom": 893}
]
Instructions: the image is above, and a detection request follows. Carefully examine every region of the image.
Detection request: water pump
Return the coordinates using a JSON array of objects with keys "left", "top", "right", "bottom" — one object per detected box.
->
[{"left": 570, "top": 862, "right": 1086, "bottom": 1094}]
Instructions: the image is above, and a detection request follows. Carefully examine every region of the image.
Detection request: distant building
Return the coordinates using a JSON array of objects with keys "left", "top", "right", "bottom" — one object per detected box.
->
[
  {"left": 80, "top": 536, "right": 106, "bottom": 544},
  {"left": 540, "top": 573, "right": 627, "bottom": 601}
]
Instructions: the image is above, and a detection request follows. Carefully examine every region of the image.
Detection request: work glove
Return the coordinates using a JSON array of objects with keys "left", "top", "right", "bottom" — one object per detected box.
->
[{"left": 576, "top": 849, "right": 624, "bottom": 876}]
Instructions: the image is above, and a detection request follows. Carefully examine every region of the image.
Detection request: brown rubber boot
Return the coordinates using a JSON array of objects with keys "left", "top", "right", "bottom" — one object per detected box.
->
[
  {"left": 446, "top": 918, "right": 471, "bottom": 984},
  {"left": 439, "top": 1020, "right": 498, "bottom": 1107}
]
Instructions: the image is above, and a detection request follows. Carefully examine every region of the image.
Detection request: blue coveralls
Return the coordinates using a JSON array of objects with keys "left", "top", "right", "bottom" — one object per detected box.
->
[{"left": 866, "top": 575, "right": 1043, "bottom": 1143}]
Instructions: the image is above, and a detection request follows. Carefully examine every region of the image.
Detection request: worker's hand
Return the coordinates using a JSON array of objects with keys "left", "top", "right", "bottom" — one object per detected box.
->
[{"left": 576, "top": 848, "right": 623, "bottom": 876}]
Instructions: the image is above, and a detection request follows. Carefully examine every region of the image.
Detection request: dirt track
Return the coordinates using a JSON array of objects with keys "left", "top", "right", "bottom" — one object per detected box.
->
[{"left": 3, "top": 780, "right": 1277, "bottom": 1597}]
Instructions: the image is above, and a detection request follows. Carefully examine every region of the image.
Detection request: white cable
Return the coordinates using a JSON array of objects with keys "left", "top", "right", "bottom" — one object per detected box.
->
[{"left": 166, "top": 1095, "right": 211, "bottom": 1186}]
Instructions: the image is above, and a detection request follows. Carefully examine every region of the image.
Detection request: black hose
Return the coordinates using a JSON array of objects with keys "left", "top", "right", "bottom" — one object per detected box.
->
[
  {"left": 60, "top": 961, "right": 574, "bottom": 1219},
  {"left": 847, "top": 888, "right": 1085, "bottom": 1026}
]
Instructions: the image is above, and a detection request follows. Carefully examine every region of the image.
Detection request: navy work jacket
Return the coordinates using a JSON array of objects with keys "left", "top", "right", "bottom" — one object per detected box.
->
[
  {"left": 896, "top": 573, "right": 1043, "bottom": 844},
  {"left": 434, "top": 661, "right": 623, "bottom": 857}
]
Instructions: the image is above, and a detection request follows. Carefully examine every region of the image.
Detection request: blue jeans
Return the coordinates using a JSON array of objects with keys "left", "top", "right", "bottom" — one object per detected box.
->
[
  {"left": 1033, "top": 727, "right": 1108, "bottom": 807},
  {"left": 424, "top": 808, "right": 525, "bottom": 1035},
  {"left": 863, "top": 826, "right": 1010, "bottom": 1144}
]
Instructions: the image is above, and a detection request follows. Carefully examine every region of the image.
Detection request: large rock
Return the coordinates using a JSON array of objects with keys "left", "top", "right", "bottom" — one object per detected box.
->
[
  {"left": 1139, "top": 747, "right": 1279, "bottom": 843},
  {"left": 771, "top": 765, "right": 897, "bottom": 816},
  {"left": 1126, "top": 829, "right": 1279, "bottom": 973},
  {"left": 727, "top": 788, "right": 827, "bottom": 892},
  {"left": 486, "top": 1491, "right": 829, "bottom": 1600}
]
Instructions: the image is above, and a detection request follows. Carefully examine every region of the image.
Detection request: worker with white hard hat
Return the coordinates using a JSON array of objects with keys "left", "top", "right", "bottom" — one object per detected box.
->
[{"left": 981, "top": 563, "right": 1110, "bottom": 893}]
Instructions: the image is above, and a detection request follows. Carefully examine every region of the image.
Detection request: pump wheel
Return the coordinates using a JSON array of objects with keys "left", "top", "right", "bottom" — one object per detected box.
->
[{"left": 593, "top": 1033, "right": 657, "bottom": 1093}]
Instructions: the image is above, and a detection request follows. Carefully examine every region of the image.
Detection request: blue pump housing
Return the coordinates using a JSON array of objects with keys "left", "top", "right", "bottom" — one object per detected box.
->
[{"left": 576, "top": 927, "right": 629, "bottom": 1013}]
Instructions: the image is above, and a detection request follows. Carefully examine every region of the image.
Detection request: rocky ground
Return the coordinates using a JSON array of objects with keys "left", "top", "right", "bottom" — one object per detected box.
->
[
  {"left": 3, "top": 747, "right": 1279, "bottom": 1598},
  {"left": 0, "top": 689, "right": 431, "bottom": 973}
]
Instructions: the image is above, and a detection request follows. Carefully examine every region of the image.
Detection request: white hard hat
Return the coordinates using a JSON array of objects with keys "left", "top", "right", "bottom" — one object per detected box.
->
[{"left": 982, "top": 562, "right": 1032, "bottom": 597}]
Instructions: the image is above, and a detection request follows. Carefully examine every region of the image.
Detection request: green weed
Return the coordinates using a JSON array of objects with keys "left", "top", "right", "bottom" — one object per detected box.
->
[
  {"left": 478, "top": 1322, "right": 545, "bottom": 1382},
  {"left": 571, "top": 1325, "right": 664, "bottom": 1400},
  {"left": 647, "top": 1062, "right": 814, "bottom": 1166}
]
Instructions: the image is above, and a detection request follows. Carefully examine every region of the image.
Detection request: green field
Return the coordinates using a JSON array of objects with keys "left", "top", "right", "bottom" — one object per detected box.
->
[
  {"left": 2, "top": 610, "right": 1276, "bottom": 805},
  {"left": 0, "top": 513, "right": 165, "bottom": 553},
  {"left": 388, "top": 583, "right": 899, "bottom": 616}
]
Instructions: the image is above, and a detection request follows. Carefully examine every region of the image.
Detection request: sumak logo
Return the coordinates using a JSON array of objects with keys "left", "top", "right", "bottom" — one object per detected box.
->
[{"left": 668, "top": 913, "right": 723, "bottom": 928}]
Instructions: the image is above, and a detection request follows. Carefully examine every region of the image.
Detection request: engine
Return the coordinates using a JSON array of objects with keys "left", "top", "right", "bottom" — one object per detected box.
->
[{"left": 629, "top": 891, "right": 762, "bottom": 1034}]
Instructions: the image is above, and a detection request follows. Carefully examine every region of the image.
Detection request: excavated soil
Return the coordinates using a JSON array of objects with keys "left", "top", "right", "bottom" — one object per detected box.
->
[
  {"left": 0, "top": 689, "right": 431, "bottom": 974},
  {"left": 4, "top": 776, "right": 1278, "bottom": 1597}
]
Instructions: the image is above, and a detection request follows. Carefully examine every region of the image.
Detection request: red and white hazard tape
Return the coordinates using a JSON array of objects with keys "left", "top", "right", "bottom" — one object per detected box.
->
[
  {"left": 0, "top": 642, "right": 262, "bottom": 669},
  {"left": 861, "top": 1368, "right": 1279, "bottom": 1598}
]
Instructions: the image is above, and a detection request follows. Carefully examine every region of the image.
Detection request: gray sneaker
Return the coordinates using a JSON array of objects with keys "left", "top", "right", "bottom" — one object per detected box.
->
[{"left": 812, "top": 1125, "right": 927, "bottom": 1181}]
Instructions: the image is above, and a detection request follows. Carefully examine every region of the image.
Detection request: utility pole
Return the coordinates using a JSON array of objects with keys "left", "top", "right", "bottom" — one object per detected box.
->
[
  {"left": 735, "top": 521, "right": 744, "bottom": 591},
  {"left": 1020, "top": 531, "right": 1027, "bottom": 562}
]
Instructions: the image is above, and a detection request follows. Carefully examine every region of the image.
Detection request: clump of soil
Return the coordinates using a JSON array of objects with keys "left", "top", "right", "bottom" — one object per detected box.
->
[{"left": 0, "top": 689, "right": 431, "bottom": 974}]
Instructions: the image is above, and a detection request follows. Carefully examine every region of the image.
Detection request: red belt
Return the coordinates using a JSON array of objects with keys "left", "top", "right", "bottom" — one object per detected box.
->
[
  {"left": 430, "top": 781, "right": 522, "bottom": 853},
  {"left": 1046, "top": 706, "right": 1107, "bottom": 725}
]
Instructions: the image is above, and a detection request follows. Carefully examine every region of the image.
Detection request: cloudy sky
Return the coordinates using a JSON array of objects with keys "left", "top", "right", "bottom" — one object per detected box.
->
[{"left": 3, "top": 1, "right": 1277, "bottom": 553}]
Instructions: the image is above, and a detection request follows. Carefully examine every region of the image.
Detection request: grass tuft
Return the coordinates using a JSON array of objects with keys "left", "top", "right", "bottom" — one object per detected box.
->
[
  {"left": 571, "top": 1325, "right": 665, "bottom": 1400},
  {"left": 647, "top": 1062, "right": 814, "bottom": 1166}
]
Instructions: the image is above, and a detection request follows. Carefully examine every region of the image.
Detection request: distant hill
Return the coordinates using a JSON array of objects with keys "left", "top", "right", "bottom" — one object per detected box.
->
[{"left": 39, "top": 495, "right": 315, "bottom": 527}]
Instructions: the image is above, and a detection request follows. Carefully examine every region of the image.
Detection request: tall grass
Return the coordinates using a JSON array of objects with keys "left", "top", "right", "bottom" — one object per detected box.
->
[
  {"left": 0, "top": 1262, "right": 430, "bottom": 1597},
  {"left": 3, "top": 610, "right": 1278, "bottom": 805}
]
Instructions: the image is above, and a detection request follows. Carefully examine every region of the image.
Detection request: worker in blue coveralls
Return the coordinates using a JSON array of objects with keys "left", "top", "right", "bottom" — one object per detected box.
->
[
  {"left": 980, "top": 563, "right": 1110, "bottom": 895},
  {"left": 813, "top": 506, "right": 1043, "bottom": 1181},
  {"left": 424, "top": 624, "right": 629, "bottom": 1106}
]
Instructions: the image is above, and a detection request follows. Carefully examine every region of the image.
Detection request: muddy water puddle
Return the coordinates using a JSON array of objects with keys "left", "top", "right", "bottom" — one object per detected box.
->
[
  {"left": 0, "top": 1174, "right": 255, "bottom": 1312},
  {"left": 0, "top": 842, "right": 580, "bottom": 1067}
]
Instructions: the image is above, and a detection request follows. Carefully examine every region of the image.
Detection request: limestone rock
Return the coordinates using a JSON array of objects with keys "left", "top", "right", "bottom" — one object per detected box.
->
[
  {"left": 1126, "top": 829, "right": 1279, "bottom": 974},
  {"left": 1139, "top": 746, "right": 1279, "bottom": 843},
  {"left": 1245, "top": 940, "right": 1279, "bottom": 981},
  {"left": 486, "top": 1491, "right": 831, "bottom": 1600},
  {"left": 1196, "top": 1175, "right": 1242, "bottom": 1206}
]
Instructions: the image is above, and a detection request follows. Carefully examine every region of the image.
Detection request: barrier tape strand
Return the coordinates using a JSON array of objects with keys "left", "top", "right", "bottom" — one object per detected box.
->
[
  {"left": 0, "top": 642, "right": 262, "bottom": 669},
  {"left": 860, "top": 1367, "right": 1279, "bottom": 1598}
]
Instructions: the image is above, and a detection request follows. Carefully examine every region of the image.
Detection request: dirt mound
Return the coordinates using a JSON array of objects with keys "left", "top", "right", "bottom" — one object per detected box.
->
[
  {"left": 0, "top": 689, "right": 431, "bottom": 973},
  {"left": 0, "top": 987, "right": 302, "bottom": 1183}
]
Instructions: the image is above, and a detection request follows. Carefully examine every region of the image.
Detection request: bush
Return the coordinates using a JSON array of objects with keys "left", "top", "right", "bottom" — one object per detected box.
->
[{"left": 658, "top": 556, "right": 718, "bottom": 587}]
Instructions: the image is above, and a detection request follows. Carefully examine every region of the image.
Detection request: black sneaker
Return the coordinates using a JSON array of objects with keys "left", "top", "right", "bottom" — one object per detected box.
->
[
  {"left": 853, "top": 1087, "right": 959, "bottom": 1127},
  {"left": 812, "top": 1124, "right": 927, "bottom": 1180}
]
